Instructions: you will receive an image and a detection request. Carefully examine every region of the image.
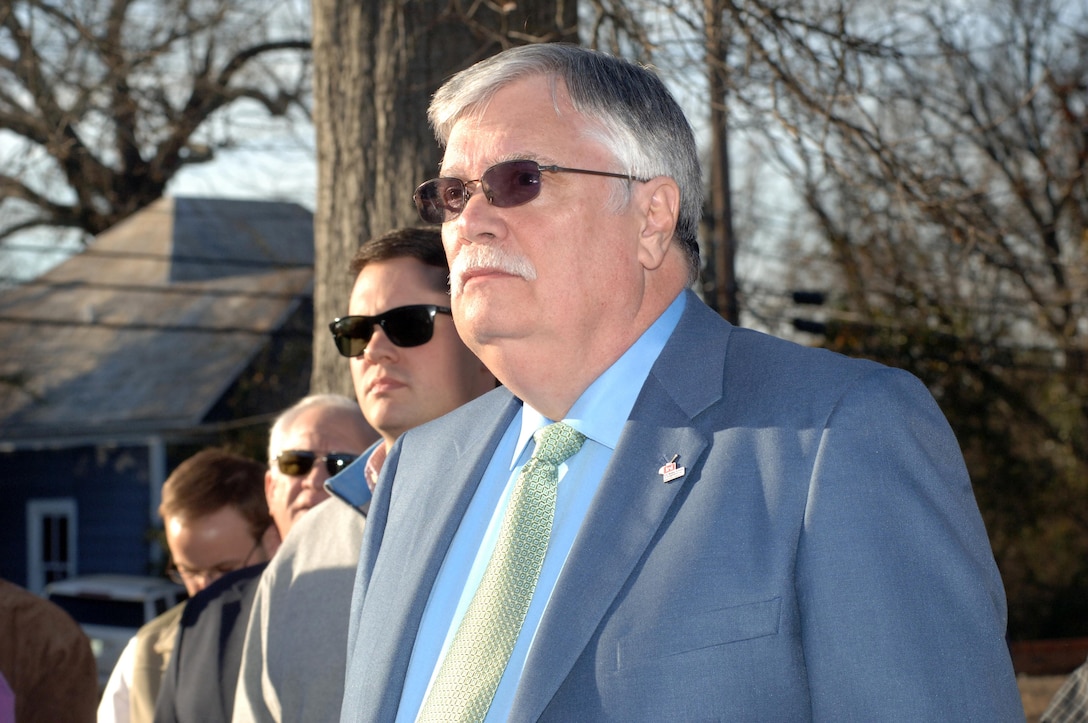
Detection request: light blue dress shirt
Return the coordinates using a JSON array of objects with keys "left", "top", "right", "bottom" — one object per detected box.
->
[{"left": 395, "top": 292, "right": 686, "bottom": 722}]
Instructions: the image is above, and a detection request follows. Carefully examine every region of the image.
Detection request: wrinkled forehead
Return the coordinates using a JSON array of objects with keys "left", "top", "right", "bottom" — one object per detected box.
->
[
  {"left": 440, "top": 77, "right": 614, "bottom": 175},
  {"left": 441, "top": 71, "right": 597, "bottom": 146},
  {"left": 434, "top": 68, "right": 559, "bottom": 139}
]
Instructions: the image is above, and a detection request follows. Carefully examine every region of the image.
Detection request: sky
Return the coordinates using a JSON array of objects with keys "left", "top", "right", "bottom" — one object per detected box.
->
[
  {"left": 0, "top": 14, "right": 804, "bottom": 335},
  {"left": 167, "top": 139, "right": 318, "bottom": 211},
  {"left": 0, "top": 122, "right": 318, "bottom": 283}
]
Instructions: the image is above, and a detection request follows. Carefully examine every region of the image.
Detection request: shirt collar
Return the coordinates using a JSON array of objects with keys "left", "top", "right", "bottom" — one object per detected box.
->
[
  {"left": 325, "top": 440, "right": 383, "bottom": 508},
  {"left": 364, "top": 443, "right": 389, "bottom": 491},
  {"left": 514, "top": 291, "right": 686, "bottom": 461}
]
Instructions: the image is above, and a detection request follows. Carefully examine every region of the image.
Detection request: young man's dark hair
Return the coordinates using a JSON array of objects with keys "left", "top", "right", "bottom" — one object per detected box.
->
[
  {"left": 349, "top": 227, "right": 448, "bottom": 292},
  {"left": 159, "top": 448, "right": 271, "bottom": 543}
]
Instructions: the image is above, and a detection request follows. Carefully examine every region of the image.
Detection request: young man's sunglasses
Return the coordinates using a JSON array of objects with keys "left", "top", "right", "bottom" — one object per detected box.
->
[
  {"left": 412, "top": 159, "right": 650, "bottom": 224},
  {"left": 328, "top": 304, "right": 452, "bottom": 358},
  {"left": 274, "top": 450, "right": 359, "bottom": 477}
]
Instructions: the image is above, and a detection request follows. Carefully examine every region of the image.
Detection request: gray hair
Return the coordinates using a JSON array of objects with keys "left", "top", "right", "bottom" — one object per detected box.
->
[
  {"left": 267, "top": 393, "right": 367, "bottom": 462},
  {"left": 429, "top": 43, "right": 702, "bottom": 281}
]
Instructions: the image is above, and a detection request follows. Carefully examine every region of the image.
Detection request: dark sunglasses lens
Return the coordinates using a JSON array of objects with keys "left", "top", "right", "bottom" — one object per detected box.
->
[
  {"left": 484, "top": 161, "right": 543, "bottom": 208},
  {"left": 414, "top": 179, "right": 465, "bottom": 224},
  {"left": 336, "top": 336, "right": 365, "bottom": 357},
  {"left": 277, "top": 451, "right": 316, "bottom": 476},
  {"left": 330, "top": 317, "right": 373, "bottom": 358},
  {"left": 325, "top": 454, "right": 359, "bottom": 476},
  {"left": 382, "top": 307, "right": 436, "bottom": 347},
  {"left": 413, "top": 161, "right": 543, "bottom": 223},
  {"left": 329, "top": 307, "right": 439, "bottom": 357}
]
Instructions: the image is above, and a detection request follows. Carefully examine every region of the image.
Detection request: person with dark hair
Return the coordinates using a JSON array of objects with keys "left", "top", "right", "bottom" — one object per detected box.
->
[
  {"left": 340, "top": 226, "right": 493, "bottom": 452},
  {"left": 99, "top": 448, "right": 275, "bottom": 723},
  {"left": 152, "top": 396, "right": 377, "bottom": 723},
  {"left": 340, "top": 43, "right": 1023, "bottom": 721},
  {"left": 1, "top": 577, "right": 97, "bottom": 723},
  {"left": 160, "top": 450, "right": 280, "bottom": 575},
  {"left": 232, "top": 227, "right": 494, "bottom": 722}
]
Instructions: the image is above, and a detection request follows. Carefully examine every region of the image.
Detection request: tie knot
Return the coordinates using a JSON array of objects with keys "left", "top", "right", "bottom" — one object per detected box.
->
[{"left": 531, "top": 422, "right": 586, "bottom": 466}]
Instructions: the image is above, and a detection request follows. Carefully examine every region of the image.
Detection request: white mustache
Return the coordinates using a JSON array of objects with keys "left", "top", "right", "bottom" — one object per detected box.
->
[{"left": 450, "top": 245, "right": 537, "bottom": 296}]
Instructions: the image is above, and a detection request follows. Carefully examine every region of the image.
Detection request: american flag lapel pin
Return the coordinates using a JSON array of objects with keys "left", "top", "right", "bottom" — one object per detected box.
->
[{"left": 658, "top": 454, "right": 685, "bottom": 483}]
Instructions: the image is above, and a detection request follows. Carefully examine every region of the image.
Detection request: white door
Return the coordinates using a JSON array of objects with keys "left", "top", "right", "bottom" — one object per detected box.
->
[{"left": 26, "top": 498, "right": 78, "bottom": 593}]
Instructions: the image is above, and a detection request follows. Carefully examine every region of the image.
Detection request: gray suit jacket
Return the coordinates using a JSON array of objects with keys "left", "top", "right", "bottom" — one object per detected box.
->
[{"left": 341, "top": 291, "right": 1022, "bottom": 721}]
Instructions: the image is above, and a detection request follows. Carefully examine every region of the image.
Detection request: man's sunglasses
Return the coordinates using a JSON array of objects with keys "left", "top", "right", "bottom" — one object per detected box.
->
[
  {"left": 328, "top": 304, "right": 452, "bottom": 358},
  {"left": 412, "top": 159, "right": 650, "bottom": 224},
  {"left": 274, "top": 450, "right": 359, "bottom": 477}
]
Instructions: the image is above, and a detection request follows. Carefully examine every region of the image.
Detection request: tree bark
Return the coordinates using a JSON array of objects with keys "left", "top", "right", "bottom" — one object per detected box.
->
[{"left": 309, "top": 1, "right": 577, "bottom": 396}]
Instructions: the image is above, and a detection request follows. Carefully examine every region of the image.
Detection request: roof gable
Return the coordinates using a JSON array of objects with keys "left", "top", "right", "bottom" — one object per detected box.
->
[
  {"left": 169, "top": 197, "right": 314, "bottom": 283},
  {"left": 0, "top": 197, "right": 315, "bottom": 444}
]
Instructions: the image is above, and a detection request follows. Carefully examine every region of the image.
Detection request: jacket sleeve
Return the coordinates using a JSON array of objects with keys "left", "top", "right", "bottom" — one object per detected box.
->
[
  {"left": 231, "top": 569, "right": 278, "bottom": 723},
  {"left": 796, "top": 366, "right": 1023, "bottom": 720}
]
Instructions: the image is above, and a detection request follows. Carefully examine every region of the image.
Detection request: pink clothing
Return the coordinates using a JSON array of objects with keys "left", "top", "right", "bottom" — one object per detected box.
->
[
  {"left": 0, "top": 672, "right": 15, "bottom": 723},
  {"left": 364, "top": 444, "right": 389, "bottom": 491}
]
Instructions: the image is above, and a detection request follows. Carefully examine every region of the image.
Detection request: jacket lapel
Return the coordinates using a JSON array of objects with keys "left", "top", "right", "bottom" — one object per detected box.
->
[
  {"left": 395, "top": 393, "right": 521, "bottom": 613},
  {"left": 357, "top": 390, "right": 522, "bottom": 721},
  {"left": 511, "top": 292, "right": 732, "bottom": 719}
]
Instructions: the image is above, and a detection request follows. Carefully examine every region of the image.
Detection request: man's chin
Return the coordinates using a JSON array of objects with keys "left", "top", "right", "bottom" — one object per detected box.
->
[{"left": 292, "top": 497, "right": 328, "bottom": 520}]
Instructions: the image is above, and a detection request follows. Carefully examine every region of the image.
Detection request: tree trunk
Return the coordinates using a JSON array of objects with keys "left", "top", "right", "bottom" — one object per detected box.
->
[
  {"left": 704, "top": 0, "right": 738, "bottom": 325},
  {"left": 309, "top": 0, "right": 577, "bottom": 396}
]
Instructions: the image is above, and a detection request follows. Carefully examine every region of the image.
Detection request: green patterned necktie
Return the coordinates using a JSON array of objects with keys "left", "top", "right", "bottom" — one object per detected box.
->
[{"left": 417, "top": 421, "right": 586, "bottom": 723}]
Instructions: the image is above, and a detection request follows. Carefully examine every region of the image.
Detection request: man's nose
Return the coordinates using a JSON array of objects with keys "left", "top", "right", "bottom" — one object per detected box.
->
[
  {"left": 454, "top": 179, "right": 506, "bottom": 240},
  {"left": 363, "top": 326, "right": 397, "bottom": 362},
  {"left": 301, "top": 463, "right": 328, "bottom": 489}
]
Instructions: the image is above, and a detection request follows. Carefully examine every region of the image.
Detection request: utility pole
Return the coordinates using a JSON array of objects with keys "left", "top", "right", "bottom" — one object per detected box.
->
[{"left": 705, "top": 0, "right": 739, "bottom": 325}]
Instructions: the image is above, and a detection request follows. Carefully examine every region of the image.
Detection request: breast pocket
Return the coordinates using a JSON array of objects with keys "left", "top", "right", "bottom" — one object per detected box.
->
[{"left": 613, "top": 596, "right": 782, "bottom": 671}]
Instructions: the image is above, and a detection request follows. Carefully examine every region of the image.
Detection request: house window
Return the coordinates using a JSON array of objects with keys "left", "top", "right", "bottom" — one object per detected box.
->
[{"left": 27, "top": 498, "right": 78, "bottom": 593}]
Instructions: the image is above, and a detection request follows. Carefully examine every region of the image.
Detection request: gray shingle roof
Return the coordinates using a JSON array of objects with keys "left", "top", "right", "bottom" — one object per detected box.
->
[{"left": 0, "top": 197, "right": 314, "bottom": 444}]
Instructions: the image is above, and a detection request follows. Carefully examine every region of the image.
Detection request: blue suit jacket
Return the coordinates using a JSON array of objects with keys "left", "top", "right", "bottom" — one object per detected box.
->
[{"left": 341, "top": 291, "right": 1022, "bottom": 721}]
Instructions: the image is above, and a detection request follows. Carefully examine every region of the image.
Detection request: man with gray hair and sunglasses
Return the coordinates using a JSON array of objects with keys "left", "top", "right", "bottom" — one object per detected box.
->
[
  {"left": 264, "top": 393, "right": 378, "bottom": 538},
  {"left": 340, "top": 44, "right": 1022, "bottom": 721},
  {"left": 232, "top": 227, "right": 495, "bottom": 722}
]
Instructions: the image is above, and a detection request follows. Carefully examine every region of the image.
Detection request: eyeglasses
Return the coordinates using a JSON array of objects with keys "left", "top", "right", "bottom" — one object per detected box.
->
[
  {"left": 274, "top": 450, "right": 360, "bottom": 477},
  {"left": 412, "top": 159, "right": 650, "bottom": 224},
  {"left": 167, "top": 538, "right": 263, "bottom": 588},
  {"left": 328, "top": 304, "right": 452, "bottom": 357}
]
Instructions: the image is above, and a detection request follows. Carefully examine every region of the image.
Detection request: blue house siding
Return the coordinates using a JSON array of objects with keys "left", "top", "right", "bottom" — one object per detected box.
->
[
  {"left": 0, "top": 197, "right": 317, "bottom": 591},
  {"left": 0, "top": 444, "right": 154, "bottom": 586},
  {"left": 75, "top": 445, "right": 154, "bottom": 576}
]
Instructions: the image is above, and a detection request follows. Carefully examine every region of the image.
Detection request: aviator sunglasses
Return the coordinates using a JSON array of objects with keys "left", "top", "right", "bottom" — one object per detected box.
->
[
  {"left": 275, "top": 450, "right": 359, "bottom": 477},
  {"left": 329, "top": 304, "right": 452, "bottom": 358},
  {"left": 413, "top": 159, "right": 651, "bottom": 224}
]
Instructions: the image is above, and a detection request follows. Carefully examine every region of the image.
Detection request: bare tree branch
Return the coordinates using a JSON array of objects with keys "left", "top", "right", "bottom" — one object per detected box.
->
[{"left": 0, "top": 0, "right": 312, "bottom": 239}]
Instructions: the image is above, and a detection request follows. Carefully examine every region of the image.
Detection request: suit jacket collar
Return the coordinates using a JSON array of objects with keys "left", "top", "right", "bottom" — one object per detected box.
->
[
  {"left": 368, "top": 390, "right": 523, "bottom": 720},
  {"left": 324, "top": 439, "right": 382, "bottom": 510},
  {"left": 511, "top": 290, "right": 730, "bottom": 720},
  {"left": 361, "top": 293, "right": 731, "bottom": 721}
]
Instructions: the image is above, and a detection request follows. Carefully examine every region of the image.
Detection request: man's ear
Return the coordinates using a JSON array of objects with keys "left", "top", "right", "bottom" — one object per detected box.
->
[
  {"left": 264, "top": 469, "right": 275, "bottom": 506},
  {"left": 261, "top": 521, "right": 283, "bottom": 559},
  {"left": 636, "top": 177, "right": 681, "bottom": 271}
]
